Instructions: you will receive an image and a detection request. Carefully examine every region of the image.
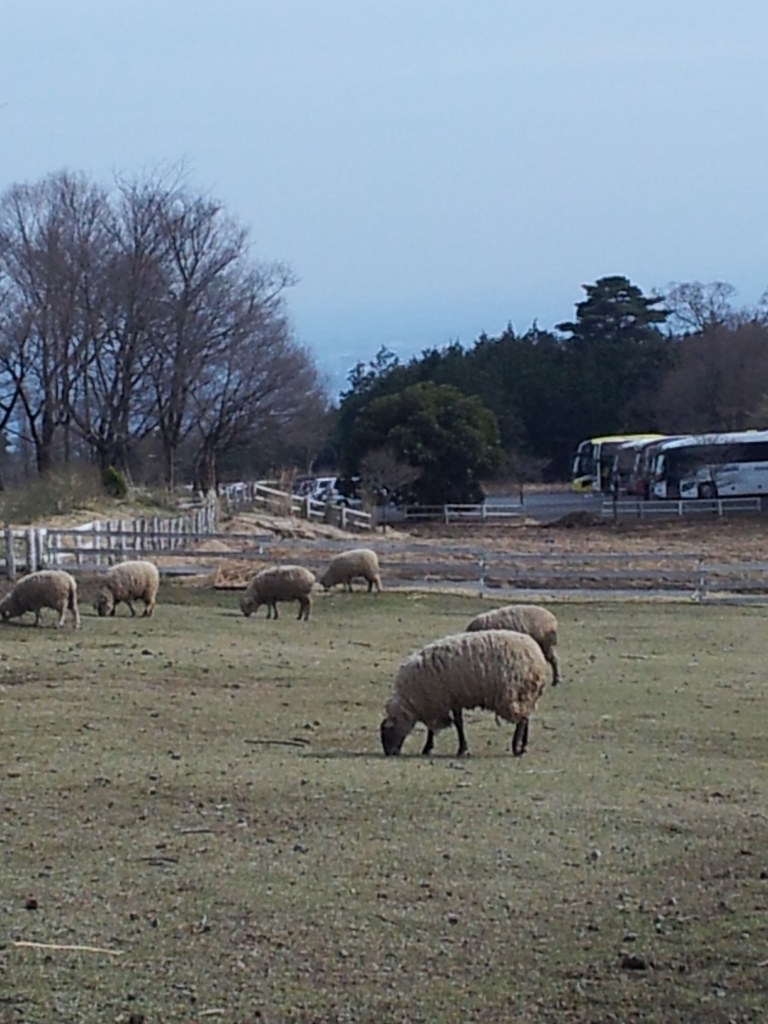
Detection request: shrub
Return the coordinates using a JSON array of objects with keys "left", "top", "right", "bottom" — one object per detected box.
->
[
  {"left": 1, "top": 465, "right": 103, "bottom": 524},
  {"left": 102, "top": 465, "right": 128, "bottom": 499}
]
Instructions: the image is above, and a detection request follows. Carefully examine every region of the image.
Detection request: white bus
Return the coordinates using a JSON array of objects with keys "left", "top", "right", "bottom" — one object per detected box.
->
[{"left": 650, "top": 430, "right": 768, "bottom": 499}]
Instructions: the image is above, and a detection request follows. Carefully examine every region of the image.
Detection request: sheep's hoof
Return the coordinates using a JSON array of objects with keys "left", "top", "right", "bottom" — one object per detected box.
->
[{"left": 512, "top": 719, "right": 529, "bottom": 756}]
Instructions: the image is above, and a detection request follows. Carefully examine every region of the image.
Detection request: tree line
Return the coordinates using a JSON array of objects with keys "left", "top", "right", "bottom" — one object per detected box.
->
[
  {"left": 2, "top": 168, "right": 767, "bottom": 504},
  {"left": 333, "top": 276, "right": 768, "bottom": 502},
  {"left": 0, "top": 170, "right": 327, "bottom": 491}
]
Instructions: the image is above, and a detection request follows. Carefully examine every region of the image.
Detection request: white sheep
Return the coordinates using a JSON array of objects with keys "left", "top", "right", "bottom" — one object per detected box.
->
[
  {"left": 94, "top": 560, "right": 160, "bottom": 618},
  {"left": 240, "top": 565, "right": 316, "bottom": 621},
  {"left": 380, "top": 629, "right": 548, "bottom": 758},
  {"left": 319, "top": 548, "right": 381, "bottom": 593},
  {"left": 0, "top": 569, "right": 81, "bottom": 629},
  {"left": 466, "top": 604, "right": 560, "bottom": 685}
]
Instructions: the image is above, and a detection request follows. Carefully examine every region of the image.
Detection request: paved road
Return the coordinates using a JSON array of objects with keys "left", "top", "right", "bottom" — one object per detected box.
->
[{"left": 489, "top": 489, "right": 603, "bottom": 524}]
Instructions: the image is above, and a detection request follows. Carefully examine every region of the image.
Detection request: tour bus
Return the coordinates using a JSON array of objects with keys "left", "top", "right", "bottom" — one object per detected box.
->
[
  {"left": 609, "top": 436, "right": 674, "bottom": 497},
  {"left": 625, "top": 435, "right": 684, "bottom": 498},
  {"left": 649, "top": 430, "right": 768, "bottom": 499},
  {"left": 571, "top": 434, "right": 666, "bottom": 493}
]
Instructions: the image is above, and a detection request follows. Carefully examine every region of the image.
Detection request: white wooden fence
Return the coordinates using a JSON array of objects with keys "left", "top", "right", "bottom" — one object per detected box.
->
[
  {"left": 2, "top": 501, "right": 219, "bottom": 578},
  {"left": 0, "top": 480, "right": 373, "bottom": 577},
  {"left": 4, "top": 525, "right": 767, "bottom": 603},
  {"left": 398, "top": 502, "right": 524, "bottom": 524},
  {"left": 602, "top": 496, "right": 763, "bottom": 519},
  {"left": 218, "top": 480, "right": 372, "bottom": 531}
]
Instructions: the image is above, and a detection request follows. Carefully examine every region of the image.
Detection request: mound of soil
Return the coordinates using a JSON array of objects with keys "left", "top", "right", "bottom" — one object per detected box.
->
[{"left": 542, "top": 510, "right": 606, "bottom": 529}]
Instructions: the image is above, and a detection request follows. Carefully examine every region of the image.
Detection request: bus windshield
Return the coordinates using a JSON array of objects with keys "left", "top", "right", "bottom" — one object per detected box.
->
[{"left": 572, "top": 434, "right": 666, "bottom": 493}]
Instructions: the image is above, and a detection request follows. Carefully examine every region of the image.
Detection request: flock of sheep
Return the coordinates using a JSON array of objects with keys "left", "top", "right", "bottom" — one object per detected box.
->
[{"left": 0, "top": 547, "right": 561, "bottom": 759}]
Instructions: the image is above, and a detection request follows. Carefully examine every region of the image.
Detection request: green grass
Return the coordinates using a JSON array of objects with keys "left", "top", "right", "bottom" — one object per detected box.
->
[{"left": 1, "top": 587, "right": 767, "bottom": 1023}]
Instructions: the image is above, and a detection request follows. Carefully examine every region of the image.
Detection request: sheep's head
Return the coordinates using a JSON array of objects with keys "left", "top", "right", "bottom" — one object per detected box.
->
[
  {"left": 240, "top": 593, "right": 256, "bottom": 617},
  {"left": 380, "top": 706, "right": 414, "bottom": 755},
  {"left": 93, "top": 591, "right": 114, "bottom": 617}
]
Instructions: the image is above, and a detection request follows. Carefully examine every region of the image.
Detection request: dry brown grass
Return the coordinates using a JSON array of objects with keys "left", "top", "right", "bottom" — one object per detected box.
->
[{"left": 1, "top": 585, "right": 767, "bottom": 1022}]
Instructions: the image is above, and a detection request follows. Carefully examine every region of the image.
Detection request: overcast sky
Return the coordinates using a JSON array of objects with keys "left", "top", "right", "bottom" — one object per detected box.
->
[{"left": 3, "top": 1, "right": 767, "bottom": 393}]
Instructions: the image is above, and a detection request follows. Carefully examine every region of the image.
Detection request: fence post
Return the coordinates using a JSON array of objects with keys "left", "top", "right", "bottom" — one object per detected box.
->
[
  {"left": 696, "top": 557, "right": 707, "bottom": 602},
  {"left": 106, "top": 520, "right": 116, "bottom": 563},
  {"left": 26, "top": 528, "right": 37, "bottom": 572},
  {"left": 478, "top": 558, "right": 485, "bottom": 598},
  {"left": 40, "top": 528, "right": 52, "bottom": 568},
  {"left": 5, "top": 528, "right": 16, "bottom": 579}
]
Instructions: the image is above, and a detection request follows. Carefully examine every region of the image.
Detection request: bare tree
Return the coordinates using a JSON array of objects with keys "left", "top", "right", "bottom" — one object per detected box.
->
[
  {"left": 358, "top": 445, "right": 420, "bottom": 505},
  {"left": 149, "top": 187, "right": 255, "bottom": 489},
  {"left": 661, "top": 281, "right": 740, "bottom": 333},
  {"left": 0, "top": 168, "right": 326, "bottom": 489},
  {"left": 187, "top": 273, "right": 325, "bottom": 494},
  {"left": 656, "top": 322, "right": 768, "bottom": 431},
  {"left": 65, "top": 176, "right": 172, "bottom": 475},
  {"left": 0, "top": 172, "right": 101, "bottom": 472}
]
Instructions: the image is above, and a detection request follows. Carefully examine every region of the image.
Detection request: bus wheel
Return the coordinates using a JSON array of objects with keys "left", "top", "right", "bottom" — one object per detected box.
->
[{"left": 699, "top": 482, "right": 717, "bottom": 499}]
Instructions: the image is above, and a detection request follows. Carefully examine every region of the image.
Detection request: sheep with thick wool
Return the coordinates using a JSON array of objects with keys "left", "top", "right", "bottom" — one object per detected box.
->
[
  {"left": 240, "top": 565, "right": 316, "bottom": 621},
  {"left": 0, "top": 569, "right": 81, "bottom": 629},
  {"left": 319, "top": 548, "right": 381, "bottom": 593},
  {"left": 466, "top": 604, "right": 560, "bottom": 686},
  {"left": 94, "top": 560, "right": 160, "bottom": 618},
  {"left": 380, "top": 629, "right": 548, "bottom": 758}
]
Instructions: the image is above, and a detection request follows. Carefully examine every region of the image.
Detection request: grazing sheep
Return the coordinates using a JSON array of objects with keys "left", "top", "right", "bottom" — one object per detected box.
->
[
  {"left": 240, "top": 565, "right": 316, "bottom": 621},
  {"left": 0, "top": 569, "right": 81, "bottom": 629},
  {"left": 466, "top": 604, "right": 560, "bottom": 685},
  {"left": 380, "top": 629, "right": 548, "bottom": 758},
  {"left": 94, "top": 560, "right": 160, "bottom": 618},
  {"left": 319, "top": 548, "right": 381, "bottom": 593}
]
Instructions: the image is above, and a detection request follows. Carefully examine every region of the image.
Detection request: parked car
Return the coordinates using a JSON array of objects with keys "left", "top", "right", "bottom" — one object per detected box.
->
[{"left": 308, "top": 476, "right": 363, "bottom": 509}]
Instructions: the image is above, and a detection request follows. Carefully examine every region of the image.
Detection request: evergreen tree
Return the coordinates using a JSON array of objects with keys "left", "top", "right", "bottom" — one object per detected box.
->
[
  {"left": 557, "top": 275, "right": 672, "bottom": 441},
  {"left": 349, "top": 381, "right": 504, "bottom": 503}
]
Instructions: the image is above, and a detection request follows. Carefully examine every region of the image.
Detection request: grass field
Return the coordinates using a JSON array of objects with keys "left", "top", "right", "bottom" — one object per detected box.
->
[{"left": 1, "top": 584, "right": 767, "bottom": 1023}]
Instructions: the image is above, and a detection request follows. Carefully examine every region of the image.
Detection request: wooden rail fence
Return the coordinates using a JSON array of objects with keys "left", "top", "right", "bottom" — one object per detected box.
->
[
  {"left": 219, "top": 481, "right": 372, "bottom": 531},
  {"left": 602, "top": 496, "right": 763, "bottom": 519},
  {"left": 3, "top": 526, "right": 767, "bottom": 604}
]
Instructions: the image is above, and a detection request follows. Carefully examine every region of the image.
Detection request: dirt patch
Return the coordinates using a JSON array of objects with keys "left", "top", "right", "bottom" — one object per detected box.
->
[
  {"left": 396, "top": 514, "right": 768, "bottom": 560},
  {"left": 542, "top": 509, "right": 606, "bottom": 529}
]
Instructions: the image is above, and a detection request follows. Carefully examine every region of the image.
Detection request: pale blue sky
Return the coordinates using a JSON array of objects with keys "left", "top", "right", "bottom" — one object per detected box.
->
[{"left": 3, "top": 1, "right": 767, "bottom": 393}]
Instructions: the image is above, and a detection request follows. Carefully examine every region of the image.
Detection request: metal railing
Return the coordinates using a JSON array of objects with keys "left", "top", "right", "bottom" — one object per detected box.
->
[
  {"left": 601, "top": 496, "right": 762, "bottom": 519},
  {"left": 399, "top": 502, "right": 523, "bottom": 523}
]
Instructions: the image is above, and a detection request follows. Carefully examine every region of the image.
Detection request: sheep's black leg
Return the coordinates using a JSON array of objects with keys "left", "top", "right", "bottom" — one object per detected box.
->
[
  {"left": 454, "top": 708, "right": 468, "bottom": 757},
  {"left": 421, "top": 729, "right": 435, "bottom": 755},
  {"left": 512, "top": 718, "right": 529, "bottom": 756},
  {"left": 550, "top": 651, "right": 561, "bottom": 686}
]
